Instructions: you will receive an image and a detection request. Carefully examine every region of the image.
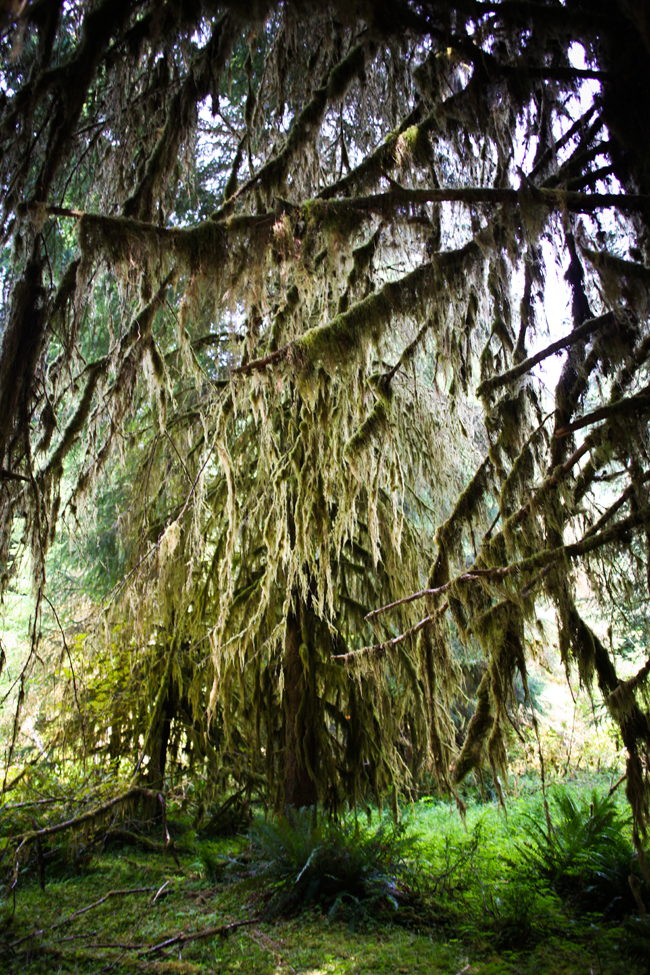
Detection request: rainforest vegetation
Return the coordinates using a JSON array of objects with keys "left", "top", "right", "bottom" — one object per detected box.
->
[{"left": 1, "top": 0, "right": 650, "bottom": 971}]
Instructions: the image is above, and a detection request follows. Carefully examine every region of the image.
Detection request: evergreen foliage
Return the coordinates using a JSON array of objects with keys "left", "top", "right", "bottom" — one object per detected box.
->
[{"left": 1, "top": 0, "right": 650, "bottom": 866}]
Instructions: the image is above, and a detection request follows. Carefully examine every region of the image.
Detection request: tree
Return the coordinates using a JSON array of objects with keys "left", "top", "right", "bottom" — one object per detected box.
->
[{"left": 1, "top": 0, "right": 650, "bottom": 840}]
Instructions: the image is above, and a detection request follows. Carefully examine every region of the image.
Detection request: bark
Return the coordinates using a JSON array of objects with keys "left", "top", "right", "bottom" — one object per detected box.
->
[
  {"left": 147, "top": 689, "right": 177, "bottom": 792},
  {"left": 283, "top": 607, "right": 318, "bottom": 809},
  {"left": 0, "top": 252, "right": 46, "bottom": 461}
]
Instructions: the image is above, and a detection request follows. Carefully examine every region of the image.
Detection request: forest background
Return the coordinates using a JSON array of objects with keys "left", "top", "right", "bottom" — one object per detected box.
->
[{"left": 1, "top": 0, "right": 650, "bottom": 971}]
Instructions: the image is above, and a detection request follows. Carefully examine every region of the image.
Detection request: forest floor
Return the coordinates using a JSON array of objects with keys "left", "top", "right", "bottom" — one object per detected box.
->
[{"left": 1, "top": 772, "right": 648, "bottom": 975}]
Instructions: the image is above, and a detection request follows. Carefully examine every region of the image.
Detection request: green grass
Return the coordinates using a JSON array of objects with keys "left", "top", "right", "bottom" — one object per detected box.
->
[{"left": 0, "top": 775, "right": 646, "bottom": 974}]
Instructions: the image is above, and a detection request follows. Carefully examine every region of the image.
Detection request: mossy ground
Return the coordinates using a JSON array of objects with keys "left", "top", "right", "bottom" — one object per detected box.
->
[{"left": 0, "top": 776, "right": 644, "bottom": 975}]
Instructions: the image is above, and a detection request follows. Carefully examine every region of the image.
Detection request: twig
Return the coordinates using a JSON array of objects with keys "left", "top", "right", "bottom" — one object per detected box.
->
[
  {"left": 583, "top": 470, "right": 650, "bottom": 538},
  {"left": 85, "top": 941, "right": 147, "bottom": 951},
  {"left": 152, "top": 880, "right": 169, "bottom": 903},
  {"left": 365, "top": 565, "right": 514, "bottom": 619},
  {"left": 476, "top": 313, "right": 614, "bottom": 397},
  {"left": 53, "top": 930, "right": 98, "bottom": 945},
  {"left": 365, "top": 582, "right": 457, "bottom": 620},
  {"left": 3, "top": 888, "right": 154, "bottom": 954},
  {"left": 554, "top": 387, "right": 650, "bottom": 438},
  {"left": 231, "top": 343, "right": 290, "bottom": 375},
  {"left": 62, "top": 888, "right": 154, "bottom": 924},
  {"left": 332, "top": 609, "right": 447, "bottom": 661},
  {"left": 86, "top": 941, "right": 148, "bottom": 949},
  {"left": 0, "top": 468, "right": 30, "bottom": 481},
  {"left": 140, "top": 917, "right": 258, "bottom": 956},
  {"left": 0, "top": 796, "right": 63, "bottom": 811},
  {"left": 608, "top": 772, "right": 627, "bottom": 797},
  {"left": 164, "top": 430, "right": 193, "bottom": 483}
]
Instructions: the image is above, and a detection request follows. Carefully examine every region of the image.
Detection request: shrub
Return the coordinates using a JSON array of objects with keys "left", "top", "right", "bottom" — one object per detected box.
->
[
  {"left": 239, "top": 807, "right": 417, "bottom": 926},
  {"left": 519, "top": 788, "right": 648, "bottom": 915}
]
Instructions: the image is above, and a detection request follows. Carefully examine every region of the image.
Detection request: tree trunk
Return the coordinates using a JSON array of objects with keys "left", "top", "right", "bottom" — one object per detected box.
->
[
  {"left": 284, "top": 607, "right": 318, "bottom": 809},
  {"left": 143, "top": 688, "right": 177, "bottom": 819}
]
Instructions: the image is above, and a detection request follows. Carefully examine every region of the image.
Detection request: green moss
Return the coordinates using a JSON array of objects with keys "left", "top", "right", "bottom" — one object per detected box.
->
[
  {"left": 292, "top": 290, "right": 390, "bottom": 379},
  {"left": 79, "top": 213, "right": 235, "bottom": 276},
  {"left": 290, "top": 261, "right": 433, "bottom": 382},
  {"left": 395, "top": 123, "right": 434, "bottom": 170}
]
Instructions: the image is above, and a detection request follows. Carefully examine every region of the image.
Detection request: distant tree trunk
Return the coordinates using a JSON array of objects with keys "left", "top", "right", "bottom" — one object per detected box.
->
[
  {"left": 284, "top": 606, "right": 318, "bottom": 809},
  {"left": 149, "top": 692, "right": 175, "bottom": 789},
  {"left": 143, "top": 687, "right": 177, "bottom": 818}
]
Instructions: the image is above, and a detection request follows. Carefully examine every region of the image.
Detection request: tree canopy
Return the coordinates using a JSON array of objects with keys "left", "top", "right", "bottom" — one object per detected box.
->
[{"left": 1, "top": 0, "right": 650, "bottom": 850}]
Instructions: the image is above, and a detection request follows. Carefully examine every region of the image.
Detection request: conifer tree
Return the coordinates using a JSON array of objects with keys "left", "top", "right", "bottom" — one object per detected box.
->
[{"left": 1, "top": 0, "right": 650, "bottom": 843}]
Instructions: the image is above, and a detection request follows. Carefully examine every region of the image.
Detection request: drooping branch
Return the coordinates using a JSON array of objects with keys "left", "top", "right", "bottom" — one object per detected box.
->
[
  {"left": 215, "top": 39, "right": 369, "bottom": 215},
  {"left": 583, "top": 471, "right": 650, "bottom": 539},
  {"left": 476, "top": 312, "right": 615, "bottom": 398},
  {"left": 235, "top": 242, "right": 482, "bottom": 379},
  {"left": 2, "top": 888, "right": 156, "bottom": 957},
  {"left": 554, "top": 386, "right": 650, "bottom": 438},
  {"left": 369, "top": 507, "right": 650, "bottom": 621}
]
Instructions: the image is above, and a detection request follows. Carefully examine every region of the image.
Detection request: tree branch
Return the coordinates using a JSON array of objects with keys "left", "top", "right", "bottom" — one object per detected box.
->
[
  {"left": 554, "top": 387, "right": 650, "bottom": 438},
  {"left": 313, "top": 187, "right": 650, "bottom": 218},
  {"left": 476, "top": 312, "right": 615, "bottom": 397},
  {"left": 368, "top": 507, "right": 650, "bottom": 618},
  {"left": 9, "top": 787, "right": 161, "bottom": 845}
]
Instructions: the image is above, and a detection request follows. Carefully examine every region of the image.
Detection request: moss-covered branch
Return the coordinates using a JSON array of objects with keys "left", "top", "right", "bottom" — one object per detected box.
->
[
  {"left": 476, "top": 312, "right": 614, "bottom": 398},
  {"left": 554, "top": 385, "right": 650, "bottom": 438},
  {"left": 214, "top": 40, "right": 368, "bottom": 214},
  {"left": 316, "top": 187, "right": 650, "bottom": 217},
  {"left": 10, "top": 786, "right": 163, "bottom": 845},
  {"left": 234, "top": 254, "right": 464, "bottom": 380},
  {"left": 583, "top": 470, "right": 650, "bottom": 539},
  {"left": 370, "top": 505, "right": 650, "bottom": 623}
]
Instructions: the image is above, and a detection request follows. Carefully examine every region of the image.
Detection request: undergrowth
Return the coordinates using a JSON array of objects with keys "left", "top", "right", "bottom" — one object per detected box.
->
[{"left": 0, "top": 773, "right": 647, "bottom": 974}]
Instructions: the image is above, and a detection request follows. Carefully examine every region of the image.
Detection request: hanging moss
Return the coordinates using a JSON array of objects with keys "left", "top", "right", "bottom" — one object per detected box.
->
[
  {"left": 344, "top": 399, "right": 390, "bottom": 466},
  {"left": 79, "top": 212, "right": 237, "bottom": 276},
  {"left": 453, "top": 670, "right": 493, "bottom": 784},
  {"left": 270, "top": 282, "right": 300, "bottom": 351}
]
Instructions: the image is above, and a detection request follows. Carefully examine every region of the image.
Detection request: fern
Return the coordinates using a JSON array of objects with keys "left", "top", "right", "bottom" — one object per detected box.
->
[
  {"left": 519, "top": 788, "right": 647, "bottom": 915},
  {"left": 237, "top": 807, "right": 417, "bottom": 925}
]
